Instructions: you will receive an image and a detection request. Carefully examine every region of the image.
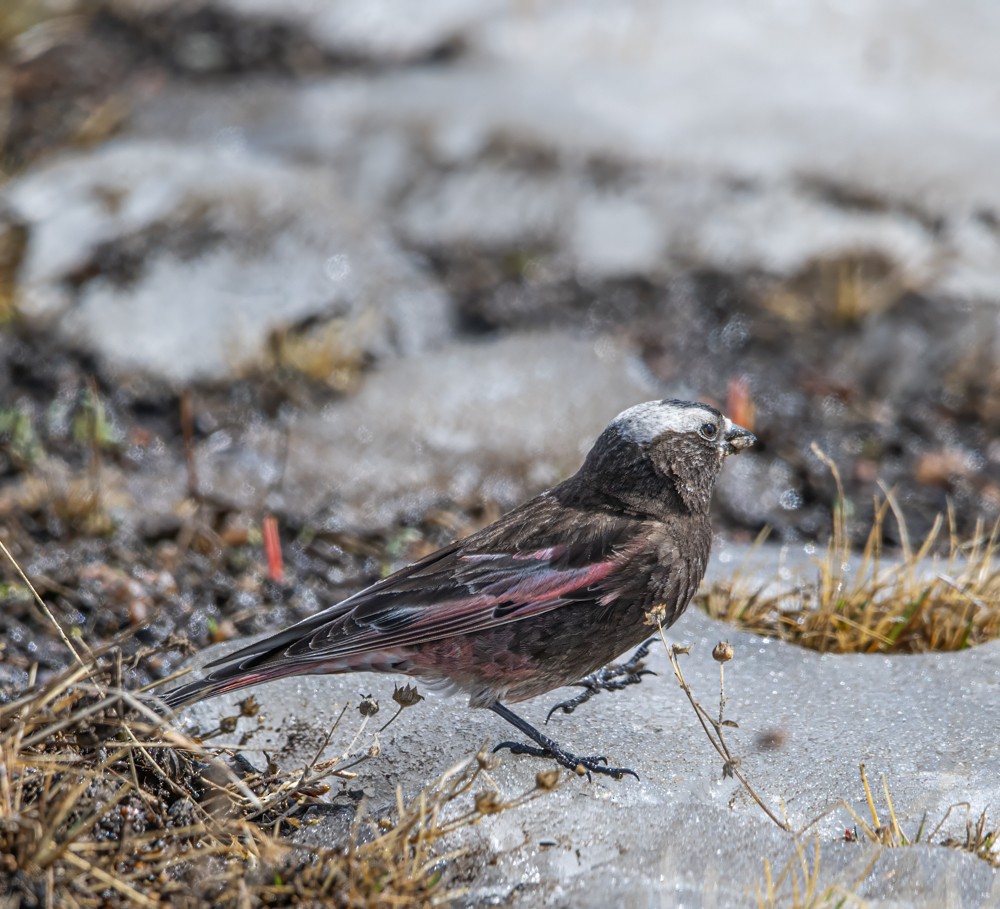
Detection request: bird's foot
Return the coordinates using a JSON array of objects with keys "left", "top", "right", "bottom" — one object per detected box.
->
[
  {"left": 545, "top": 638, "right": 657, "bottom": 722},
  {"left": 489, "top": 702, "right": 639, "bottom": 780},
  {"left": 492, "top": 739, "right": 638, "bottom": 781}
]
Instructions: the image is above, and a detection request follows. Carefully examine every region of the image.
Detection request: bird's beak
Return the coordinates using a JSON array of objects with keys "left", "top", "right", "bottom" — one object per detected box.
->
[{"left": 722, "top": 422, "right": 756, "bottom": 458}]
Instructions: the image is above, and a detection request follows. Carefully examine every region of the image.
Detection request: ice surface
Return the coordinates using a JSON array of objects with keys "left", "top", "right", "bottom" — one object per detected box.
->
[
  {"left": 172, "top": 541, "right": 1000, "bottom": 906},
  {"left": 1, "top": 141, "right": 450, "bottom": 384}
]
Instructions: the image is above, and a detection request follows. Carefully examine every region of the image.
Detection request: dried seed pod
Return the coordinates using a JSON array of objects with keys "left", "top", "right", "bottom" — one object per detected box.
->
[
  {"left": 220, "top": 715, "right": 238, "bottom": 734},
  {"left": 644, "top": 604, "right": 668, "bottom": 624},
  {"left": 535, "top": 769, "right": 560, "bottom": 791},
  {"left": 392, "top": 683, "right": 424, "bottom": 708},
  {"left": 474, "top": 791, "right": 504, "bottom": 815},
  {"left": 476, "top": 749, "right": 499, "bottom": 771},
  {"left": 712, "top": 641, "right": 734, "bottom": 663}
]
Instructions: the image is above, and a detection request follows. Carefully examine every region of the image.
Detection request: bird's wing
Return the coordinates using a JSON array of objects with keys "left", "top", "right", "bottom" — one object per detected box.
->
[{"left": 205, "top": 507, "right": 639, "bottom": 673}]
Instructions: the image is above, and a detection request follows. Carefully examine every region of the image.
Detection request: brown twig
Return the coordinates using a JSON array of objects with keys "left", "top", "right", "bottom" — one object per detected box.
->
[
  {"left": 0, "top": 537, "right": 88, "bottom": 674},
  {"left": 656, "top": 622, "right": 791, "bottom": 832},
  {"left": 180, "top": 387, "right": 199, "bottom": 499}
]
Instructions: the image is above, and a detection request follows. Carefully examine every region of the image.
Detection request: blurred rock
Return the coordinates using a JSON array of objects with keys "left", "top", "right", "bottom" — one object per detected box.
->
[
  {"left": 172, "top": 542, "right": 1000, "bottom": 908},
  {"left": 1, "top": 140, "right": 451, "bottom": 385},
  {"left": 196, "top": 331, "right": 658, "bottom": 524}
]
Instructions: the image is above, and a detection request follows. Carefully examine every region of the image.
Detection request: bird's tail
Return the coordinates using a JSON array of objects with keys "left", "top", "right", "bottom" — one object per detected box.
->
[{"left": 157, "top": 661, "right": 310, "bottom": 712}]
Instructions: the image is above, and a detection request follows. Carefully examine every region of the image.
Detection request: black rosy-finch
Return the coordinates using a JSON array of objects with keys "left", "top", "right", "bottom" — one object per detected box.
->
[{"left": 160, "top": 399, "right": 756, "bottom": 778}]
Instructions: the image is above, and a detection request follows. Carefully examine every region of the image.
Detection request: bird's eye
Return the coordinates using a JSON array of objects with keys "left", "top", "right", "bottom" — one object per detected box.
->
[{"left": 699, "top": 422, "right": 719, "bottom": 441}]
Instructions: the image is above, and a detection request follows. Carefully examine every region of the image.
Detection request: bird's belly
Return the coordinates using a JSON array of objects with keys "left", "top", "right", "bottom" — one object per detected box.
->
[{"left": 403, "top": 601, "right": 655, "bottom": 707}]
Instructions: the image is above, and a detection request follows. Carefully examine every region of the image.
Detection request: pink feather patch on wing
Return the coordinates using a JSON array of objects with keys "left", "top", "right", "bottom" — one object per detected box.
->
[{"left": 478, "top": 559, "right": 616, "bottom": 602}]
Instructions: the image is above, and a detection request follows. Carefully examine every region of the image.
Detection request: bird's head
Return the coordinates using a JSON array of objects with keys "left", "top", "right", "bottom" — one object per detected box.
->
[{"left": 577, "top": 399, "right": 756, "bottom": 516}]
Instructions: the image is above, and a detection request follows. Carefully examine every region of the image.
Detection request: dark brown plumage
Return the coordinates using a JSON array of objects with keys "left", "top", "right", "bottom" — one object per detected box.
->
[{"left": 160, "top": 399, "right": 755, "bottom": 778}]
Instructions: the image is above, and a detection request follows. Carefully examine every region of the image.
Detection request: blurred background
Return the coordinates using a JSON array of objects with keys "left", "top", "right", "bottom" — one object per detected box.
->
[{"left": 1, "top": 0, "right": 1000, "bottom": 683}]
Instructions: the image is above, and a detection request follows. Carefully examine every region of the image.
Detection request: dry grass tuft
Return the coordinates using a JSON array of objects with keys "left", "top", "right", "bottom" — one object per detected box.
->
[
  {"left": 0, "top": 654, "right": 553, "bottom": 907},
  {"left": 701, "top": 451, "right": 1000, "bottom": 654},
  {"left": 752, "top": 761, "right": 998, "bottom": 907},
  {"left": 939, "top": 809, "right": 1000, "bottom": 867},
  {"left": 754, "top": 836, "right": 862, "bottom": 909},
  {"left": 839, "top": 764, "right": 999, "bottom": 868}
]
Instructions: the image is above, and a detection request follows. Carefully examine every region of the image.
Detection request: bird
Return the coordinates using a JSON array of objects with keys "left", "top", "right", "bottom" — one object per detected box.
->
[{"left": 159, "top": 399, "right": 756, "bottom": 779}]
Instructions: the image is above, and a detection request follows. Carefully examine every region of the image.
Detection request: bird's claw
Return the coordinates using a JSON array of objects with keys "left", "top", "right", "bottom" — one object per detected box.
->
[
  {"left": 545, "top": 638, "right": 657, "bottom": 722},
  {"left": 598, "top": 764, "right": 640, "bottom": 781},
  {"left": 492, "top": 740, "right": 637, "bottom": 781}
]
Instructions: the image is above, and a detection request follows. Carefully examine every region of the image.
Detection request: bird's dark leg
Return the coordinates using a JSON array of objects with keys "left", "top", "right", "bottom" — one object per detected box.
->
[
  {"left": 545, "top": 638, "right": 657, "bottom": 723},
  {"left": 490, "top": 702, "right": 638, "bottom": 781}
]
